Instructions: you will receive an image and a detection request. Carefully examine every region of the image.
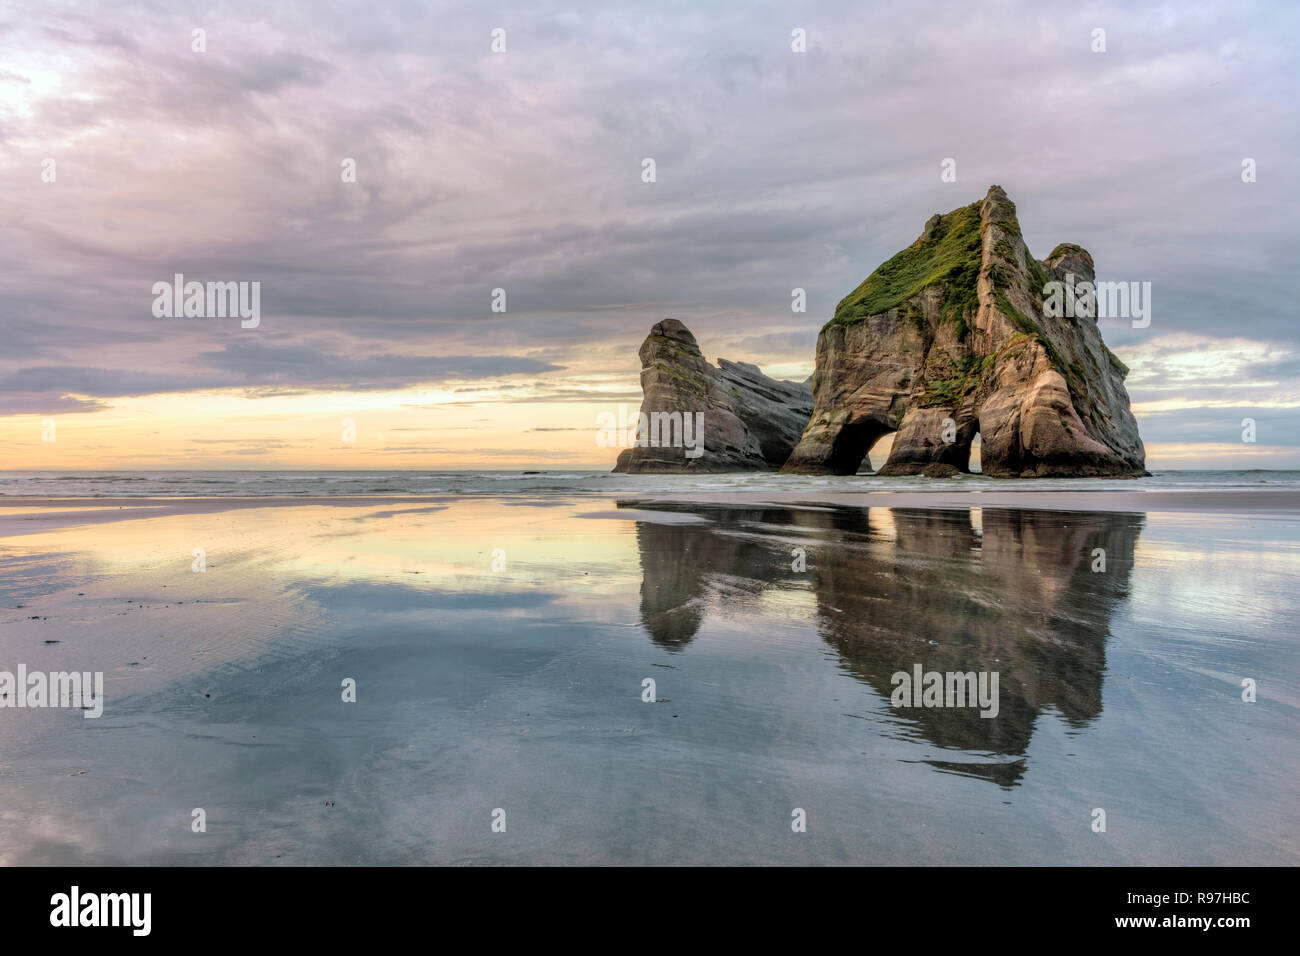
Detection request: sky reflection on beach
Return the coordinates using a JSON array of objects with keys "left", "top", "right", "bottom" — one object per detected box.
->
[{"left": 0, "top": 497, "right": 1295, "bottom": 864}]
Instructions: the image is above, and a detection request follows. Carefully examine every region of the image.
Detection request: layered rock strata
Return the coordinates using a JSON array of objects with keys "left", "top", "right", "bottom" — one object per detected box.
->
[
  {"left": 612, "top": 319, "right": 814, "bottom": 473},
  {"left": 782, "top": 186, "right": 1146, "bottom": 477}
]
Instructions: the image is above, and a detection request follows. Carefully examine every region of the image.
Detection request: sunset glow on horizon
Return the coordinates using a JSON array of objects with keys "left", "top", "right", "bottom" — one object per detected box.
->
[{"left": 2, "top": 2, "right": 1297, "bottom": 471}]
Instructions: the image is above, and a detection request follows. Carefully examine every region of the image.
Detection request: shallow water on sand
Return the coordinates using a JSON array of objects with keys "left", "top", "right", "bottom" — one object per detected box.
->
[{"left": 0, "top": 497, "right": 1296, "bottom": 864}]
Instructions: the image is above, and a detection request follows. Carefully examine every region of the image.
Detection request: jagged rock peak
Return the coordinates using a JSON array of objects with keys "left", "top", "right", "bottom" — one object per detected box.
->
[{"left": 782, "top": 186, "right": 1146, "bottom": 478}]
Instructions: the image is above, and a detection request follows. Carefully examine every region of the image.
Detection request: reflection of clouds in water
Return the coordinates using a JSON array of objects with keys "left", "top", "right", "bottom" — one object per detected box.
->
[
  {"left": 628, "top": 502, "right": 1144, "bottom": 784},
  {"left": 1, "top": 498, "right": 1295, "bottom": 864}
]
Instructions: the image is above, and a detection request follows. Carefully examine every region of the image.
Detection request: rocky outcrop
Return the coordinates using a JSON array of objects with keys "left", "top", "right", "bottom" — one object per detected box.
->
[
  {"left": 782, "top": 186, "right": 1146, "bottom": 477},
  {"left": 612, "top": 319, "right": 814, "bottom": 472}
]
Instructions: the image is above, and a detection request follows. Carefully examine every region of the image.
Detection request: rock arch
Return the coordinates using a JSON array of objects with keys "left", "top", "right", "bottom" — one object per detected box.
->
[{"left": 783, "top": 186, "right": 1146, "bottom": 478}]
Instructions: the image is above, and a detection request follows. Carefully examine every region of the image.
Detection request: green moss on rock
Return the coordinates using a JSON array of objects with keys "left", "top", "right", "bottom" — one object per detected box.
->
[
  {"left": 985, "top": 261, "right": 1015, "bottom": 292},
  {"left": 1047, "top": 243, "right": 1088, "bottom": 262},
  {"left": 920, "top": 355, "right": 982, "bottom": 408},
  {"left": 1104, "top": 346, "right": 1129, "bottom": 376},
  {"left": 995, "top": 293, "right": 1039, "bottom": 337},
  {"left": 1024, "top": 250, "right": 1049, "bottom": 291},
  {"left": 828, "top": 202, "right": 983, "bottom": 329}
]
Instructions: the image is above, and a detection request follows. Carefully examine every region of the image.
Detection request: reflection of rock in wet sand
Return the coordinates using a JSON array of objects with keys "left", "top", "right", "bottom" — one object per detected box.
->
[
  {"left": 625, "top": 501, "right": 1143, "bottom": 785},
  {"left": 631, "top": 506, "right": 815, "bottom": 650},
  {"left": 633, "top": 519, "right": 709, "bottom": 649},
  {"left": 814, "top": 508, "right": 1142, "bottom": 782}
]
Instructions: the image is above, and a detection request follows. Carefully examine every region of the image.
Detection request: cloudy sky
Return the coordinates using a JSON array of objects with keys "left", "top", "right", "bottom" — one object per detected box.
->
[{"left": 1, "top": 0, "right": 1297, "bottom": 469}]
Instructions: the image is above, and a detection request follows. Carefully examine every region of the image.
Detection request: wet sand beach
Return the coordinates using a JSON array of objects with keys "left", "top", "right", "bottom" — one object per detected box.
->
[
  {"left": 1, "top": 493, "right": 1297, "bottom": 865},
  {"left": 2, "top": 486, "right": 1298, "bottom": 537}
]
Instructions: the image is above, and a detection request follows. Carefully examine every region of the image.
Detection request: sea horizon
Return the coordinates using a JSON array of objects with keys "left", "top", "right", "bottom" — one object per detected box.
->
[{"left": 5, "top": 467, "right": 1300, "bottom": 499}]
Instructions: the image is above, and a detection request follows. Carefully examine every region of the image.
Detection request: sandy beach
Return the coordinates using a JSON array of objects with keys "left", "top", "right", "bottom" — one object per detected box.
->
[
  {"left": 1, "top": 491, "right": 1296, "bottom": 865},
  {"left": 2, "top": 486, "right": 1298, "bottom": 538}
]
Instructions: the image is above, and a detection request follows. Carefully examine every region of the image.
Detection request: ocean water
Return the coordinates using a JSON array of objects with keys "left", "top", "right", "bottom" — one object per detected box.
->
[
  {"left": 2, "top": 468, "right": 1300, "bottom": 497},
  {"left": 0, "top": 496, "right": 1295, "bottom": 865}
]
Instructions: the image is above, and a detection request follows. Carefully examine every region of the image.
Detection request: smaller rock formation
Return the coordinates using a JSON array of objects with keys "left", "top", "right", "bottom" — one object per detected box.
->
[{"left": 612, "top": 319, "right": 814, "bottom": 472}]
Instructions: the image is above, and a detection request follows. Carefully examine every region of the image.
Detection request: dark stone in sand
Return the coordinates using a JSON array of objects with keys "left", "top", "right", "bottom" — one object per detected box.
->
[{"left": 922, "top": 463, "right": 961, "bottom": 478}]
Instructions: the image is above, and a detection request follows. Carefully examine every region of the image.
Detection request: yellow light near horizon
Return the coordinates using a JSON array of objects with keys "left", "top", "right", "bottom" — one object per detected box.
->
[
  {"left": 0, "top": 387, "right": 635, "bottom": 470},
  {"left": 3, "top": 345, "right": 1299, "bottom": 471}
]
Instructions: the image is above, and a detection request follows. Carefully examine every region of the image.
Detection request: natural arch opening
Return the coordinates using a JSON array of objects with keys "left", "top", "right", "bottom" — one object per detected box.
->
[
  {"left": 826, "top": 420, "right": 894, "bottom": 476},
  {"left": 864, "top": 432, "right": 896, "bottom": 473}
]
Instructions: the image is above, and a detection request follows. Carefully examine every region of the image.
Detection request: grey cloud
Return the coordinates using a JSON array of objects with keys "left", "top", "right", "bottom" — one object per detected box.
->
[
  {"left": 195, "top": 342, "right": 564, "bottom": 388},
  {"left": 0, "top": 343, "right": 565, "bottom": 408},
  {"left": 0, "top": 394, "right": 109, "bottom": 415},
  {"left": 1, "top": 0, "right": 1297, "bottom": 453},
  {"left": 1138, "top": 406, "right": 1300, "bottom": 447}
]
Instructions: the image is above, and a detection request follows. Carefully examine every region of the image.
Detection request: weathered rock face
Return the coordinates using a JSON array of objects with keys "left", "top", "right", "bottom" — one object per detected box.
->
[
  {"left": 782, "top": 186, "right": 1146, "bottom": 477},
  {"left": 612, "top": 319, "right": 814, "bottom": 472}
]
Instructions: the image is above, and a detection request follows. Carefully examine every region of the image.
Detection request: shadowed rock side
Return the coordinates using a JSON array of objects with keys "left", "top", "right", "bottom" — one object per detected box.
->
[
  {"left": 612, "top": 319, "right": 815, "bottom": 473},
  {"left": 782, "top": 186, "right": 1146, "bottom": 477},
  {"left": 625, "top": 501, "right": 1143, "bottom": 785}
]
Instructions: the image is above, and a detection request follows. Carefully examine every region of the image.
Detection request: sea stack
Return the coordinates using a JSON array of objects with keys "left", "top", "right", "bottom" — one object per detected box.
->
[
  {"left": 782, "top": 186, "right": 1147, "bottom": 477},
  {"left": 612, "top": 319, "right": 814, "bottom": 472}
]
